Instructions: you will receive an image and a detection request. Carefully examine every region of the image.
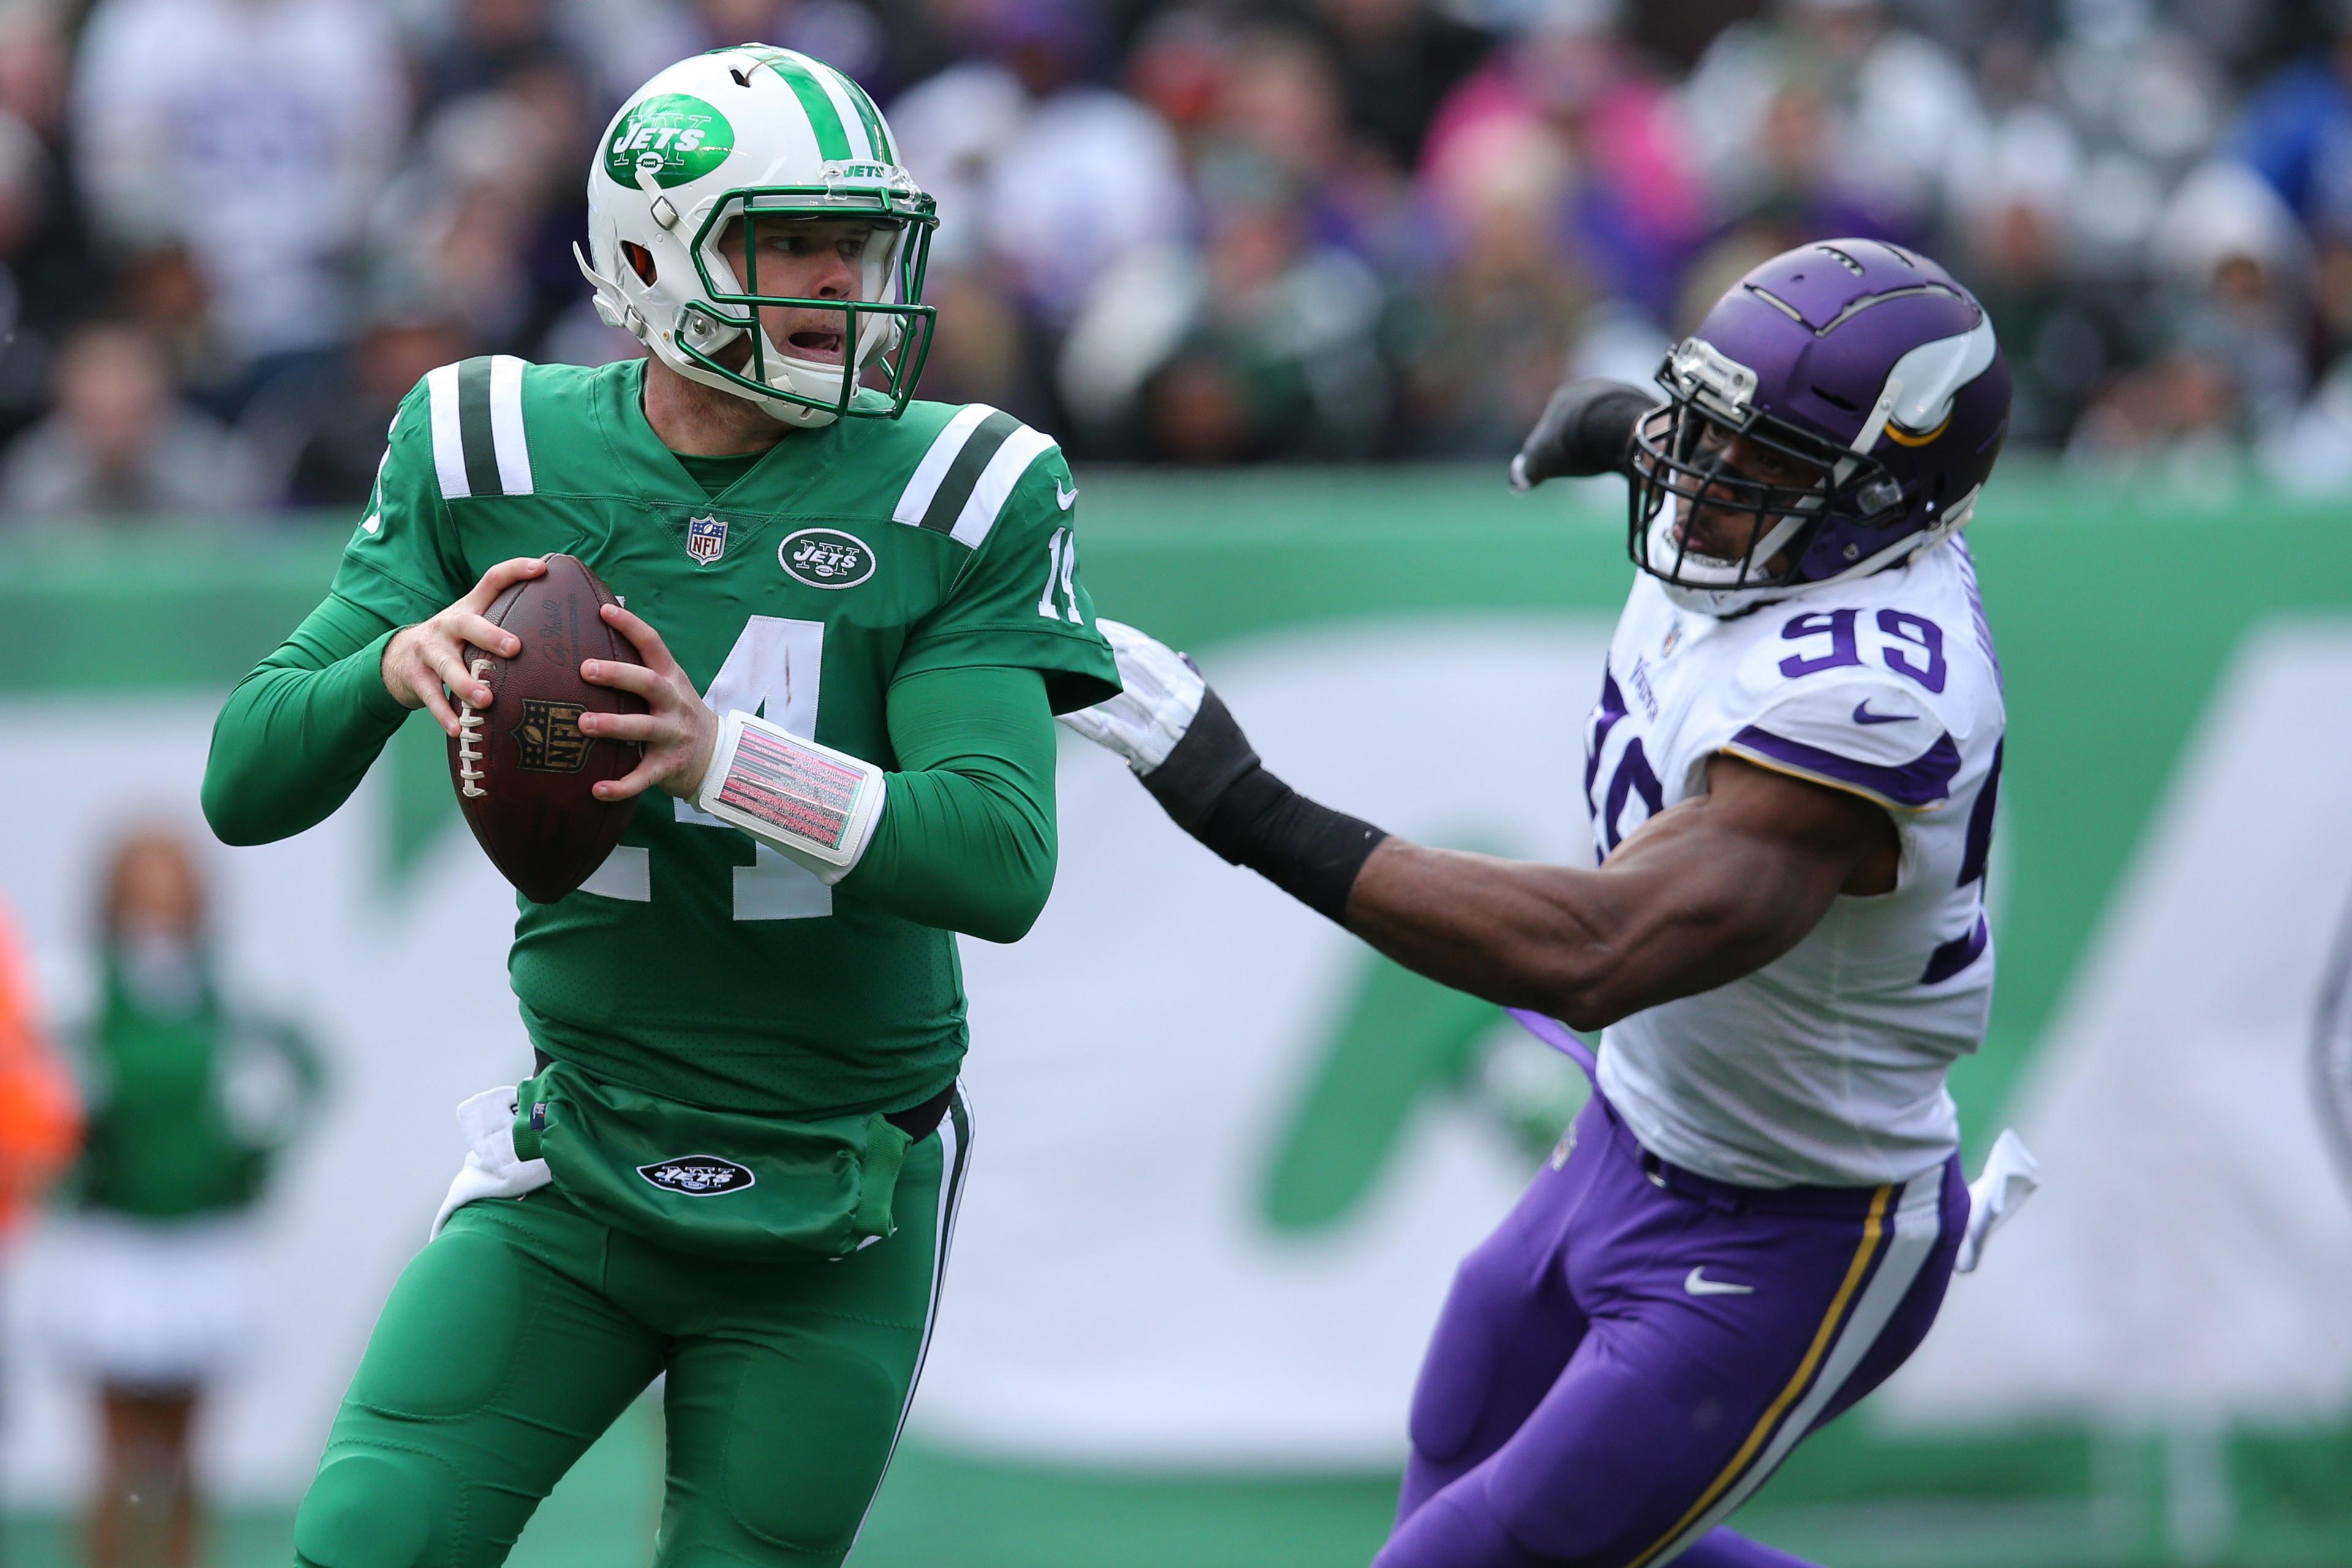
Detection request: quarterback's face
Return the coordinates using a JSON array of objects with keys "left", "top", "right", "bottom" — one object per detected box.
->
[
  {"left": 715, "top": 216, "right": 889, "bottom": 365},
  {"left": 1672, "top": 418, "right": 1825, "bottom": 571}
]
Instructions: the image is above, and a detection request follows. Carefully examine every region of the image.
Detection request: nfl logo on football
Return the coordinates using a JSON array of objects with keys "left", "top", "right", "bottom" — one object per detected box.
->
[{"left": 685, "top": 515, "right": 728, "bottom": 565}]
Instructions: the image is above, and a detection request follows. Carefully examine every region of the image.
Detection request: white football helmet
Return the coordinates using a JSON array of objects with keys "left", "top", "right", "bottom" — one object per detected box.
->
[{"left": 578, "top": 46, "right": 938, "bottom": 428}]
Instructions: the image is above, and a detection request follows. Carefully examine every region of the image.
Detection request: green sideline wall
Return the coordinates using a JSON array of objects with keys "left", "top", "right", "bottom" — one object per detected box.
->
[{"left": 1, "top": 467, "right": 2347, "bottom": 1568}]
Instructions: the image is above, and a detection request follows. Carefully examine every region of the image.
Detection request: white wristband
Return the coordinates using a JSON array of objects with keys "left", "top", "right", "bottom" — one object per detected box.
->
[{"left": 695, "top": 710, "right": 886, "bottom": 885}]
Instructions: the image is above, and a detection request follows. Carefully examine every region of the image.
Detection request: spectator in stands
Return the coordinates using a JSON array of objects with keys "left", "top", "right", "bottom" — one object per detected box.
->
[
  {"left": 2229, "top": 6, "right": 2352, "bottom": 239},
  {"left": 369, "top": 51, "right": 594, "bottom": 356},
  {"left": 676, "top": 0, "right": 892, "bottom": 92},
  {"left": 0, "top": 322, "right": 264, "bottom": 523},
  {"left": 1300, "top": 0, "right": 1494, "bottom": 175},
  {"left": 2040, "top": 1, "right": 2224, "bottom": 268},
  {"left": 2150, "top": 158, "right": 2312, "bottom": 435},
  {"left": 255, "top": 301, "right": 472, "bottom": 508},
  {"left": 2066, "top": 347, "right": 2245, "bottom": 489},
  {"left": 0, "top": 0, "right": 2328, "bottom": 477},
  {"left": 892, "top": 0, "right": 1190, "bottom": 334},
  {"left": 1679, "top": 0, "right": 1984, "bottom": 243},
  {"left": 1060, "top": 20, "right": 1394, "bottom": 458},
  {"left": 116, "top": 240, "right": 258, "bottom": 424},
  {"left": 70, "top": 0, "right": 406, "bottom": 410},
  {"left": 1421, "top": 0, "right": 1705, "bottom": 324},
  {"left": 417, "top": 0, "right": 573, "bottom": 113},
  {"left": 1390, "top": 105, "right": 1594, "bottom": 456},
  {"left": 48, "top": 829, "right": 323, "bottom": 1568},
  {"left": 0, "top": 108, "right": 73, "bottom": 447}
]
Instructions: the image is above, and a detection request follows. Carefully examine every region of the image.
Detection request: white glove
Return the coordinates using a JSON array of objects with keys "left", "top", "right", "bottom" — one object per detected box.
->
[
  {"left": 1058, "top": 619, "right": 1206, "bottom": 774},
  {"left": 1955, "top": 1128, "right": 2040, "bottom": 1274}
]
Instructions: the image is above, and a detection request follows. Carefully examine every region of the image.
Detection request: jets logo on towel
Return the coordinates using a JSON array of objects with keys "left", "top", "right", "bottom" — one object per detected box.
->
[{"left": 637, "top": 1155, "right": 756, "bottom": 1195}]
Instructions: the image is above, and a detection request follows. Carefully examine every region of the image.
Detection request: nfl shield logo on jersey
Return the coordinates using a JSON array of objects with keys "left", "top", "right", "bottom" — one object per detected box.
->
[{"left": 685, "top": 515, "right": 728, "bottom": 565}]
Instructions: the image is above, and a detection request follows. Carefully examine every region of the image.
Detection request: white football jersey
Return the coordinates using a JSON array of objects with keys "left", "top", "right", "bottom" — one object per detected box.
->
[{"left": 1588, "top": 537, "right": 2004, "bottom": 1188}]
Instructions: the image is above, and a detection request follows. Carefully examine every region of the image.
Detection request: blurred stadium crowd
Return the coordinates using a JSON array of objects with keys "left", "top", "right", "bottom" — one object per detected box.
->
[{"left": 5, "top": 0, "right": 2352, "bottom": 520}]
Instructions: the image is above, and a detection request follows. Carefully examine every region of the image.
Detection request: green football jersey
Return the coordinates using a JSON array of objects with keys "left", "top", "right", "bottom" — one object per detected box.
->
[{"left": 331, "top": 355, "right": 1117, "bottom": 1117}]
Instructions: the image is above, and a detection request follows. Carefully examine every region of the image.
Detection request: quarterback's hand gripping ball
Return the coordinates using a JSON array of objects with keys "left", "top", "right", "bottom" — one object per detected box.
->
[{"left": 446, "top": 553, "right": 648, "bottom": 903}]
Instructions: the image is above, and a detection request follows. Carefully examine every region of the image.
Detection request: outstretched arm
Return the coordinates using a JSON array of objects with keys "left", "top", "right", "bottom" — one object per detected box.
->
[
  {"left": 1063, "top": 623, "right": 1894, "bottom": 1031},
  {"left": 1343, "top": 756, "right": 1889, "bottom": 1029}
]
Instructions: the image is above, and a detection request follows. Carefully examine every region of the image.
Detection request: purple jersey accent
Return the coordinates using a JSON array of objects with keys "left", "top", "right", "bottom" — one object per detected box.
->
[
  {"left": 1725, "top": 725, "right": 1962, "bottom": 810},
  {"left": 1586, "top": 671, "right": 1632, "bottom": 802},
  {"left": 1920, "top": 914, "right": 1990, "bottom": 985},
  {"left": 1510, "top": 1009, "right": 1599, "bottom": 1079},
  {"left": 1377, "top": 1094, "right": 1964, "bottom": 1568}
]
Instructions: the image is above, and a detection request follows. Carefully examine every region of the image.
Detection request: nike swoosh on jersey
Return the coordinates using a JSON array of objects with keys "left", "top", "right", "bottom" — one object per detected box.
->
[
  {"left": 1683, "top": 1267, "right": 1755, "bottom": 1297},
  {"left": 1852, "top": 701, "right": 1914, "bottom": 725},
  {"left": 359, "top": 513, "right": 381, "bottom": 536},
  {"left": 1055, "top": 481, "right": 1079, "bottom": 510}
]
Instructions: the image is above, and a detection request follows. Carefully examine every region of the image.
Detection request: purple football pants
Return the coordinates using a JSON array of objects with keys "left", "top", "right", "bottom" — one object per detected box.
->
[{"left": 1378, "top": 1091, "right": 1966, "bottom": 1568}]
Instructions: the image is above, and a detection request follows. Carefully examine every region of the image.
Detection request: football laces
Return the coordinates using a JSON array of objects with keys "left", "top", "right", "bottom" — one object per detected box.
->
[{"left": 456, "top": 657, "right": 492, "bottom": 799}]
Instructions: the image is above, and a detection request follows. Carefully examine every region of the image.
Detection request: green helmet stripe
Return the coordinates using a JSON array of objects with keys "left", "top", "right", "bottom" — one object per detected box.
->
[
  {"left": 834, "top": 70, "right": 894, "bottom": 164},
  {"left": 759, "top": 53, "right": 854, "bottom": 161},
  {"left": 807, "top": 58, "right": 883, "bottom": 164}
]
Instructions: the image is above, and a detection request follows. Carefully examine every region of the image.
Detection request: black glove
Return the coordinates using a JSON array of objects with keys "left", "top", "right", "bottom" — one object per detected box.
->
[
  {"left": 1137, "top": 687, "right": 1263, "bottom": 835},
  {"left": 1509, "top": 379, "right": 1656, "bottom": 491},
  {"left": 1145, "top": 689, "right": 1388, "bottom": 924}
]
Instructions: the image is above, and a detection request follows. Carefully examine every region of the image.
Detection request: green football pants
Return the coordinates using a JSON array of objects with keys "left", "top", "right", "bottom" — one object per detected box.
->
[{"left": 291, "top": 1089, "right": 970, "bottom": 1568}]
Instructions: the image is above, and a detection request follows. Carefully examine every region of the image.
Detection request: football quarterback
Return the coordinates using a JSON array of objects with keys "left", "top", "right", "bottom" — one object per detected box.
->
[
  {"left": 1064, "top": 239, "right": 2027, "bottom": 1568},
  {"left": 202, "top": 47, "right": 1115, "bottom": 1568}
]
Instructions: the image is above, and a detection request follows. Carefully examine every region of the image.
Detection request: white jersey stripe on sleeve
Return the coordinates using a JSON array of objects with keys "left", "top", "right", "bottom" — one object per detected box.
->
[
  {"left": 426, "top": 362, "right": 468, "bottom": 499},
  {"left": 892, "top": 403, "right": 998, "bottom": 525},
  {"left": 950, "top": 424, "right": 1057, "bottom": 549},
  {"left": 488, "top": 355, "right": 533, "bottom": 497}
]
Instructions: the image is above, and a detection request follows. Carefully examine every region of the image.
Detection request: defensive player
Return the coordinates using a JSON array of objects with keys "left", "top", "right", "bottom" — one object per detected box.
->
[
  {"left": 201, "top": 47, "right": 1115, "bottom": 1568},
  {"left": 1064, "top": 240, "right": 2011, "bottom": 1568}
]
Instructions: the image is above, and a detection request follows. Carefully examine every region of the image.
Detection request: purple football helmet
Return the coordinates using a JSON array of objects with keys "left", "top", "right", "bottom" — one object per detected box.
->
[{"left": 1629, "top": 239, "right": 2011, "bottom": 616}]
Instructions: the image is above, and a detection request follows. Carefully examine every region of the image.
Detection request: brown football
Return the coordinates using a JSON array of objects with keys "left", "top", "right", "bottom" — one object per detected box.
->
[{"left": 447, "top": 553, "right": 647, "bottom": 903}]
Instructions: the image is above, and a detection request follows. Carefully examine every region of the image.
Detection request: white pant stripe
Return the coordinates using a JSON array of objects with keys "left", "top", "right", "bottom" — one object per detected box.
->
[{"left": 851, "top": 1082, "right": 974, "bottom": 1550}]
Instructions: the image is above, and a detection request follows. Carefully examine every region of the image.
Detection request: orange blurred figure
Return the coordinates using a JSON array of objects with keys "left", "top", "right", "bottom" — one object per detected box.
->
[{"left": 0, "top": 895, "right": 83, "bottom": 1228}]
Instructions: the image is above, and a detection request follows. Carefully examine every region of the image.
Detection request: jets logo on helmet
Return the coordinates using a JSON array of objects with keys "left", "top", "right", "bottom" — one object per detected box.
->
[
  {"left": 575, "top": 46, "right": 938, "bottom": 430},
  {"left": 602, "top": 94, "right": 734, "bottom": 188},
  {"left": 1627, "top": 239, "right": 2011, "bottom": 617}
]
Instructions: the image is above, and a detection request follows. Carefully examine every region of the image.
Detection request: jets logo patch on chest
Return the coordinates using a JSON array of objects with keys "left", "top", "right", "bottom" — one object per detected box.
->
[{"left": 779, "top": 528, "right": 875, "bottom": 589}]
